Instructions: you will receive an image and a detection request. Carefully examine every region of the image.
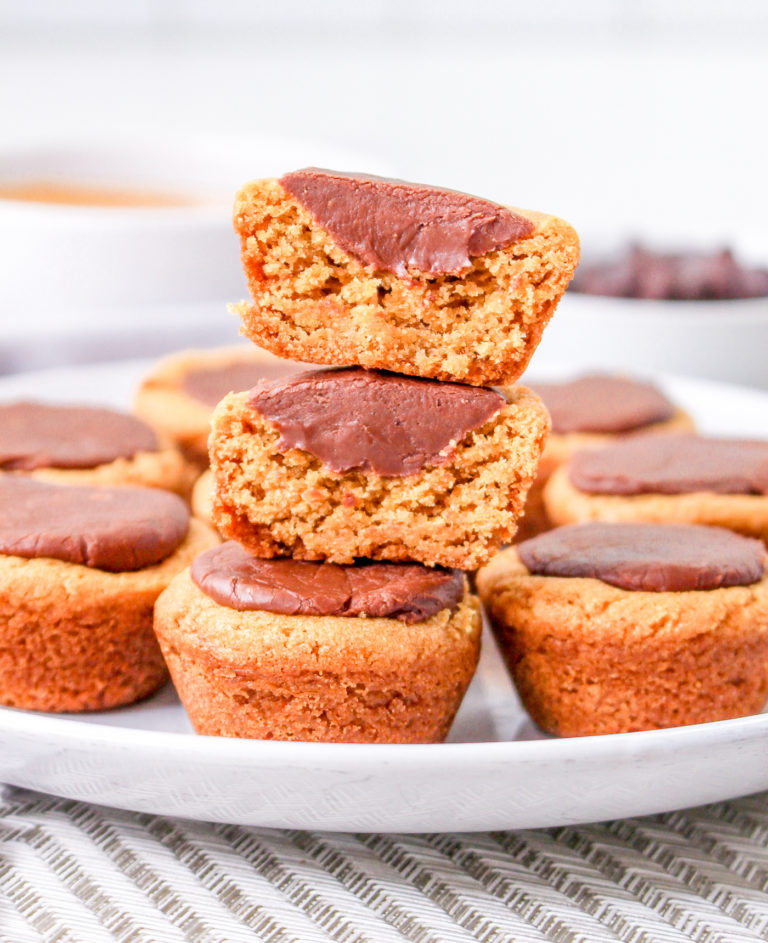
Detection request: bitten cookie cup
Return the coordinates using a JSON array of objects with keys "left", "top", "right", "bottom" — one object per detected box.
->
[
  {"left": 0, "top": 518, "right": 218, "bottom": 713},
  {"left": 232, "top": 171, "right": 579, "bottom": 386},
  {"left": 477, "top": 525, "right": 768, "bottom": 737},
  {"left": 544, "top": 435, "right": 768, "bottom": 543},
  {"left": 0, "top": 401, "right": 195, "bottom": 498},
  {"left": 516, "top": 375, "right": 694, "bottom": 541},
  {"left": 154, "top": 567, "right": 481, "bottom": 744},
  {"left": 134, "top": 346, "right": 304, "bottom": 468},
  {"left": 209, "top": 375, "right": 550, "bottom": 570}
]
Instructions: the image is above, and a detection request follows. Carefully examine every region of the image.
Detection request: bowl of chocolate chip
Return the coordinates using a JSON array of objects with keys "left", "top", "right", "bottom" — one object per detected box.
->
[{"left": 534, "top": 239, "right": 768, "bottom": 389}]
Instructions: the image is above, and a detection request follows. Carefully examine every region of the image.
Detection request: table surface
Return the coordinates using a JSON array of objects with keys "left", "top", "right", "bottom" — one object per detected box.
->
[{"left": 2, "top": 785, "right": 768, "bottom": 942}]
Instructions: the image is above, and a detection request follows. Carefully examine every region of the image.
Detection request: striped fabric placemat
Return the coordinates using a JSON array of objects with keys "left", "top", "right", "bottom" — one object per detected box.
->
[{"left": 1, "top": 786, "right": 767, "bottom": 942}]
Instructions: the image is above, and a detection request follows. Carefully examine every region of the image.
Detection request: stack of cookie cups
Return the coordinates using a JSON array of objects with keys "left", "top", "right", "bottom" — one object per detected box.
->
[{"left": 154, "top": 168, "right": 580, "bottom": 743}]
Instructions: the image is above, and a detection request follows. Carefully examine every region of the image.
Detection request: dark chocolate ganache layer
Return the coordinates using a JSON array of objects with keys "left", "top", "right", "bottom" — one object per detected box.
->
[
  {"left": 181, "top": 359, "right": 302, "bottom": 408},
  {"left": 517, "top": 522, "right": 766, "bottom": 592},
  {"left": 569, "top": 435, "right": 768, "bottom": 495},
  {"left": 249, "top": 367, "right": 506, "bottom": 477},
  {"left": 0, "top": 476, "right": 189, "bottom": 572},
  {"left": 0, "top": 401, "right": 159, "bottom": 471},
  {"left": 191, "top": 541, "right": 465, "bottom": 622},
  {"left": 531, "top": 375, "right": 675, "bottom": 435},
  {"left": 280, "top": 168, "right": 535, "bottom": 277}
]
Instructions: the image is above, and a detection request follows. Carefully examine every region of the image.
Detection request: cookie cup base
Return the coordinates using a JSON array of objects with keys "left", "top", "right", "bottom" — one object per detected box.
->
[
  {"left": 154, "top": 571, "right": 482, "bottom": 743},
  {"left": 0, "top": 518, "right": 218, "bottom": 712},
  {"left": 25, "top": 443, "right": 196, "bottom": 500},
  {"left": 478, "top": 547, "right": 768, "bottom": 736}
]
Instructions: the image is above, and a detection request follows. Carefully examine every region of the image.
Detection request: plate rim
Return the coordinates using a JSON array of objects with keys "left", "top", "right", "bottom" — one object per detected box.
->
[{"left": 1, "top": 703, "right": 767, "bottom": 768}]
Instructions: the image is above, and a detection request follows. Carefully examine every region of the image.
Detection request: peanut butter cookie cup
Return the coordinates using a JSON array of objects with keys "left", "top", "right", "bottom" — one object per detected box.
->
[
  {"left": 0, "top": 401, "right": 194, "bottom": 497},
  {"left": 0, "top": 477, "right": 218, "bottom": 712},
  {"left": 545, "top": 434, "right": 768, "bottom": 542},
  {"left": 478, "top": 522, "right": 768, "bottom": 736},
  {"left": 209, "top": 367, "right": 549, "bottom": 569},
  {"left": 233, "top": 169, "right": 579, "bottom": 386},
  {"left": 155, "top": 541, "right": 481, "bottom": 743}
]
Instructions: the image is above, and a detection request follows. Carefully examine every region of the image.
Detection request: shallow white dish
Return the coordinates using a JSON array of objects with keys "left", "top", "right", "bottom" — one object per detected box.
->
[
  {"left": 536, "top": 291, "right": 768, "bottom": 391},
  {"left": 0, "top": 136, "right": 388, "bottom": 342},
  {"left": 0, "top": 360, "right": 767, "bottom": 832},
  {"left": 533, "top": 230, "right": 768, "bottom": 389}
]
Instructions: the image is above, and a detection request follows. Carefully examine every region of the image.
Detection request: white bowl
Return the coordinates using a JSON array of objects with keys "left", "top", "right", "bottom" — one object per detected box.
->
[
  {"left": 532, "top": 232, "right": 768, "bottom": 389},
  {"left": 0, "top": 136, "right": 388, "bottom": 343},
  {"left": 534, "top": 291, "right": 768, "bottom": 389}
]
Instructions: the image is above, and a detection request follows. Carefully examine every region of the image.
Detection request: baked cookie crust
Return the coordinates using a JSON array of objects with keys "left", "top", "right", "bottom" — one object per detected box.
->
[
  {"left": 0, "top": 518, "right": 218, "bottom": 712},
  {"left": 232, "top": 179, "right": 579, "bottom": 386},
  {"left": 23, "top": 436, "right": 196, "bottom": 499},
  {"left": 154, "top": 570, "right": 481, "bottom": 743},
  {"left": 516, "top": 407, "right": 695, "bottom": 541},
  {"left": 478, "top": 546, "right": 768, "bottom": 736},
  {"left": 209, "top": 385, "right": 549, "bottom": 569},
  {"left": 544, "top": 462, "right": 768, "bottom": 542},
  {"left": 134, "top": 345, "right": 299, "bottom": 467},
  {"left": 191, "top": 469, "right": 215, "bottom": 527}
]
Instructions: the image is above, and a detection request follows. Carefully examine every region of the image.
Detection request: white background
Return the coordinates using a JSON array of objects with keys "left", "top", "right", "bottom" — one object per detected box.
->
[
  {"left": 2, "top": 1, "right": 767, "bottom": 232},
  {"left": 1, "top": 1, "right": 767, "bottom": 371}
]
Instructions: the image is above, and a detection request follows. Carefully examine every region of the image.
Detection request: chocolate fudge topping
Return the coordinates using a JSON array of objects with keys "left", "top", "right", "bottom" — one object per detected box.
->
[
  {"left": 570, "top": 245, "right": 768, "bottom": 300},
  {"left": 280, "top": 168, "right": 535, "bottom": 278},
  {"left": 518, "top": 522, "right": 766, "bottom": 592},
  {"left": 248, "top": 367, "right": 506, "bottom": 477},
  {"left": 191, "top": 541, "right": 464, "bottom": 622},
  {"left": 569, "top": 435, "right": 768, "bottom": 496},
  {"left": 0, "top": 402, "right": 158, "bottom": 471},
  {"left": 0, "top": 477, "right": 189, "bottom": 572},
  {"left": 181, "top": 360, "right": 301, "bottom": 408},
  {"left": 532, "top": 375, "right": 675, "bottom": 435}
]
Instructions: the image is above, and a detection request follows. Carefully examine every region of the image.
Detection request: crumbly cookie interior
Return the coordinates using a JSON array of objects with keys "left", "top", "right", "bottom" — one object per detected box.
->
[
  {"left": 210, "top": 386, "right": 549, "bottom": 569},
  {"left": 233, "top": 179, "right": 579, "bottom": 385}
]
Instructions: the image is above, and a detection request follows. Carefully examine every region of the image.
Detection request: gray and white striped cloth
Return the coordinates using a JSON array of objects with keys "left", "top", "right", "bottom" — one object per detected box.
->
[{"left": 1, "top": 786, "right": 767, "bottom": 942}]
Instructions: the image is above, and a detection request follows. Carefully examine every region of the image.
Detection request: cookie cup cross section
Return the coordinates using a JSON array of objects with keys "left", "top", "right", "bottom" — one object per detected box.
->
[
  {"left": 209, "top": 384, "right": 549, "bottom": 570},
  {"left": 233, "top": 178, "right": 579, "bottom": 387}
]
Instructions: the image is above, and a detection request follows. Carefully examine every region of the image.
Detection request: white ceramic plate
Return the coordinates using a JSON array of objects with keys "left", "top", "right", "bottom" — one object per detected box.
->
[{"left": 0, "top": 360, "right": 767, "bottom": 833}]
